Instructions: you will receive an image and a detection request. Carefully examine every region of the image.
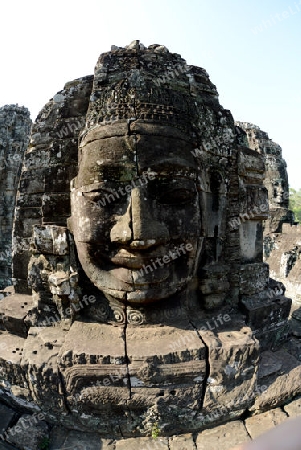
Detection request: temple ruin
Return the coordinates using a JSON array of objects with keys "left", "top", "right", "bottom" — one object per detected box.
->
[
  {"left": 0, "top": 42, "right": 299, "bottom": 448},
  {"left": 236, "top": 123, "right": 301, "bottom": 338}
]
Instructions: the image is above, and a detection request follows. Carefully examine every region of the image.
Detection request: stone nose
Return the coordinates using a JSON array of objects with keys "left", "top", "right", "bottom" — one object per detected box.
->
[{"left": 110, "top": 187, "right": 169, "bottom": 247}]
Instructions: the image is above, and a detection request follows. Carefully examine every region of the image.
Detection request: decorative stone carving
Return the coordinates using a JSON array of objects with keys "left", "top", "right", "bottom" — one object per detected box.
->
[
  {"left": 235, "top": 121, "right": 293, "bottom": 233},
  {"left": 0, "top": 41, "right": 293, "bottom": 437}
]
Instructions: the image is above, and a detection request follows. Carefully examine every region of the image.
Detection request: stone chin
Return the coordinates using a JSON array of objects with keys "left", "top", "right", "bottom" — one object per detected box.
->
[{"left": 74, "top": 240, "right": 198, "bottom": 305}]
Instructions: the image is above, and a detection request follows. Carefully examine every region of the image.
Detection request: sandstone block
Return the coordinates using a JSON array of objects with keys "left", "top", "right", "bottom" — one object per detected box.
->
[
  {"left": 0, "top": 294, "right": 32, "bottom": 337},
  {"left": 49, "top": 427, "right": 115, "bottom": 450},
  {"left": 284, "top": 397, "right": 301, "bottom": 418},
  {"left": 0, "top": 403, "right": 17, "bottom": 434},
  {"left": 6, "top": 414, "right": 48, "bottom": 450},
  {"left": 200, "top": 327, "right": 258, "bottom": 425},
  {"left": 196, "top": 421, "right": 250, "bottom": 450},
  {"left": 169, "top": 433, "right": 196, "bottom": 449},
  {"left": 245, "top": 408, "right": 287, "bottom": 439},
  {"left": 253, "top": 365, "right": 301, "bottom": 412},
  {"left": 115, "top": 437, "right": 169, "bottom": 450}
]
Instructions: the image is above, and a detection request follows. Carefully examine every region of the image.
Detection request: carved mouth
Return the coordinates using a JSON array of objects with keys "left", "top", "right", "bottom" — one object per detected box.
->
[
  {"left": 110, "top": 249, "right": 168, "bottom": 270},
  {"left": 109, "top": 247, "right": 184, "bottom": 270}
]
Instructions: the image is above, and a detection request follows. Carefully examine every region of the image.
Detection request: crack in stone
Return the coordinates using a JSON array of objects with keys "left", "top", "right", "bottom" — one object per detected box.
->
[
  {"left": 57, "top": 366, "right": 72, "bottom": 414},
  {"left": 189, "top": 319, "right": 210, "bottom": 412},
  {"left": 124, "top": 295, "right": 132, "bottom": 400}
]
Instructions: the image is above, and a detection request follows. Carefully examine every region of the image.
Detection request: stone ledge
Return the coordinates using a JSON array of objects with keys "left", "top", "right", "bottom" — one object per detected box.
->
[{"left": 0, "top": 396, "right": 299, "bottom": 450}]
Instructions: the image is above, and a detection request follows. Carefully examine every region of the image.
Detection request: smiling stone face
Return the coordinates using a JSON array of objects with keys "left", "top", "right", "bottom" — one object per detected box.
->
[{"left": 70, "top": 124, "right": 203, "bottom": 304}]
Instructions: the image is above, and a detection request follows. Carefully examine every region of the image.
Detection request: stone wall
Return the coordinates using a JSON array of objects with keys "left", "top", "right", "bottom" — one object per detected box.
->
[{"left": 0, "top": 105, "right": 31, "bottom": 290}]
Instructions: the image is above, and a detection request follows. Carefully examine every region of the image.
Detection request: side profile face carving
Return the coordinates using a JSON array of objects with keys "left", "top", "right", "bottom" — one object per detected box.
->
[
  {"left": 69, "top": 124, "right": 203, "bottom": 304},
  {"left": 272, "top": 178, "right": 286, "bottom": 205}
]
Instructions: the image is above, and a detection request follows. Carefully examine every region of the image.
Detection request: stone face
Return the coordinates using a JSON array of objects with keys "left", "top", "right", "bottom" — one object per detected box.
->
[
  {"left": 236, "top": 123, "right": 301, "bottom": 311},
  {"left": 0, "top": 105, "right": 31, "bottom": 290},
  {"left": 235, "top": 121, "right": 292, "bottom": 233},
  {"left": 0, "top": 41, "right": 295, "bottom": 436}
]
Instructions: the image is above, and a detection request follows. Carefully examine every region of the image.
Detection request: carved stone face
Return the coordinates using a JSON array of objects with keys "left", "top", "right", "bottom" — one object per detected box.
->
[
  {"left": 272, "top": 179, "right": 285, "bottom": 205},
  {"left": 70, "top": 124, "right": 203, "bottom": 304}
]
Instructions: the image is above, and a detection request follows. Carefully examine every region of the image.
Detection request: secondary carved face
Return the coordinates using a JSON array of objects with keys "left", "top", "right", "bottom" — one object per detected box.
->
[
  {"left": 70, "top": 125, "right": 202, "bottom": 304},
  {"left": 272, "top": 179, "right": 286, "bottom": 205}
]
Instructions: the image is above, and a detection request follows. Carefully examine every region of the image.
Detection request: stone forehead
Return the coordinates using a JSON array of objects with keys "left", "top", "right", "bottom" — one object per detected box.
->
[
  {"left": 79, "top": 122, "right": 196, "bottom": 147},
  {"left": 83, "top": 40, "right": 219, "bottom": 137}
]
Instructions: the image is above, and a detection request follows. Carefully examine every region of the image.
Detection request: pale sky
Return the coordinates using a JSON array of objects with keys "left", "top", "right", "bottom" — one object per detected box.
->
[{"left": 1, "top": 0, "right": 300, "bottom": 188}]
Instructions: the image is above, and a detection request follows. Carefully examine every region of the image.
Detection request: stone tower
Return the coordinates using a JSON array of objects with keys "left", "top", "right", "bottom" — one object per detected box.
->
[
  {"left": 0, "top": 105, "right": 31, "bottom": 290},
  {"left": 235, "top": 121, "right": 294, "bottom": 233},
  {"left": 0, "top": 42, "right": 293, "bottom": 437}
]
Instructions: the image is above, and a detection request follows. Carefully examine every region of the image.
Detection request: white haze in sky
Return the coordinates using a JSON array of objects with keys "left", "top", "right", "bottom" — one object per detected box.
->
[{"left": 1, "top": 0, "right": 300, "bottom": 188}]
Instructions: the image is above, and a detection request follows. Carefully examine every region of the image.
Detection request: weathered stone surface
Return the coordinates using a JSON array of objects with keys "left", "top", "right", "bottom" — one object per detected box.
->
[
  {"left": 0, "top": 403, "right": 17, "bottom": 434},
  {"left": 245, "top": 408, "right": 287, "bottom": 439},
  {"left": 0, "top": 295, "right": 33, "bottom": 337},
  {"left": 200, "top": 327, "right": 258, "bottom": 426},
  {"left": 6, "top": 414, "right": 49, "bottom": 450},
  {"left": 235, "top": 122, "right": 292, "bottom": 233},
  {"left": 284, "top": 397, "right": 301, "bottom": 417},
  {"left": 115, "top": 437, "right": 169, "bottom": 449},
  {"left": 49, "top": 427, "right": 115, "bottom": 450},
  {"left": 253, "top": 365, "right": 301, "bottom": 412},
  {"left": 241, "top": 293, "right": 291, "bottom": 349},
  {"left": 126, "top": 325, "right": 206, "bottom": 434},
  {"left": 264, "top": 224, "right": 301, "bottom": 307},
  {"left": 169, "top": 433, "right": 196, "bottom": 450},
  {"left": 20, "top": 327, "right": 67, "bottom": 413},
  {"left": 0, "top": 442, "right": 18, "bottom": 450},
  {"left": 12, "top": 76, "right": 93, "bottom": 293},
  {"left": 0, "top": 41, "right": 295, "bottom": 437},
  {"left": 0, "top": 105, "right": 31, "bottom": 290},
  {"left": 258, "top": 349, "right": 299, "bottom": 381},
  {"left": 196, "top": 421, "right": 250, "bottom": 449},
  {"left": 0, "top": 333, "right": 27, "bottom": 397}
]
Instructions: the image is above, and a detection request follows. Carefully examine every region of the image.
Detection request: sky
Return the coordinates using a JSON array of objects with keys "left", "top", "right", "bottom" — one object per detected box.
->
[{"left": 1, "top": 0, "right": 300, "bottom": 188}]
